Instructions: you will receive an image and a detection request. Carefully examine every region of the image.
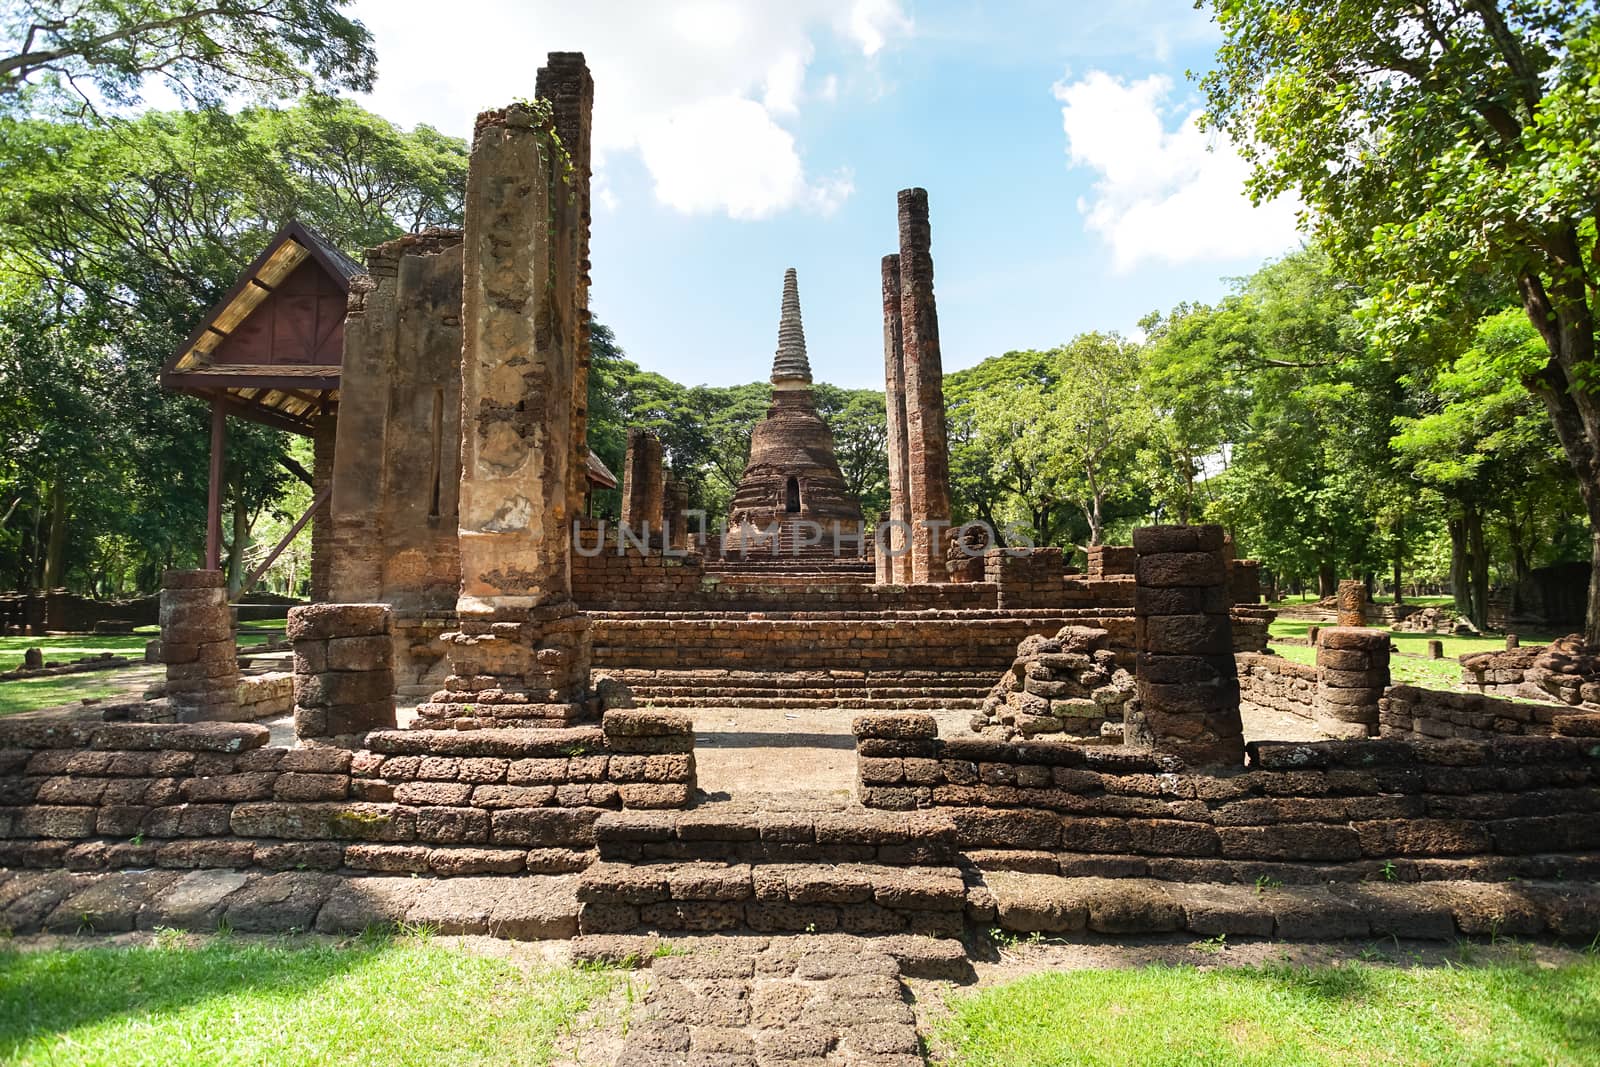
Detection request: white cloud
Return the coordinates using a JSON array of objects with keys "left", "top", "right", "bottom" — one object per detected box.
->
[
  {"left": 1052, "top": 70, "right": 1302, "bottom": 271},
  {"left": 638, "top": 96, "right": 852, "bottom": 220},
  {"left": 350, "top": 0, "right": 909, "bottom": 220}
]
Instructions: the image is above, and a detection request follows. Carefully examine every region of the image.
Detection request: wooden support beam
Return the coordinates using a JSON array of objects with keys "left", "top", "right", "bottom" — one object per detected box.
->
[
  {"left": 205, "top": 400, "right": 227, "bottom": 571},
  {"left": 235, "top": 486, "right": 329, "bottom": 598}
]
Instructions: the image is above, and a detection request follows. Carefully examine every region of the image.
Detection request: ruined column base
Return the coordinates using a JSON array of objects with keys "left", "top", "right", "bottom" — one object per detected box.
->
[{"left": 415, "top": 600, "right": 598, "bottom": 729}]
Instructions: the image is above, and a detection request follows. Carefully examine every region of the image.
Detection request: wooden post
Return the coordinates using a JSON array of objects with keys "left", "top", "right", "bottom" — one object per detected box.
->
[{"left": 206, "top": 400, "right": 226, "bottom": 571}]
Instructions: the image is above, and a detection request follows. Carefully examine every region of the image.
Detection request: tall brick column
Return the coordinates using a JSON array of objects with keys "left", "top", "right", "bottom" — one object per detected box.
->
[
  {"left": 419, "top": 98, "right": 594, "bottom": 729},
  {"left": 1131, "top": 525, "right": 1244, "bottom": 766},
  {"left": 663, "top": 476, "right": 690, "bottom": 551},
  {"left": 897, "top": 189, "right": 952, "bottom": 584},
  {"left": 310, "top": 413, "right": 336, "bottom": 603},
  {"left": 159, "top": 569, "right": 238, "bottom": 721},
  {"left": 536, "top": 53, "right": 595, "bottom": 530},
  {"left": 880, "top": 253, "right": 910, "bottom": 585},
  {"left": 1314, "top": 627, "right": 1389, "bottom": 738},
  {"left": 1336, "top": 580, "right": 1367, "bottom": 627},
  {"left": 289, "top": 603, "right": 396, "bottom": 745},
  {"left": 620, "top": 428, "right": 665, "bottom": 542}
]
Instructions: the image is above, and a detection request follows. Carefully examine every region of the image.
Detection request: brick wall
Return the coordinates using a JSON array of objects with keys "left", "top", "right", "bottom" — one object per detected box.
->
[
  {"left": 1379, "top": 684, "right": 1564, "bottom": 740},
  {"left": 852, "top": 714, "right": 1600, "bottom": 882},
  {"left": 0, "top": 710, "right": 693, "bottom": 877},
  {"left": 592, "top": 612, "right": 1135, "bottom": 674},
  {"left": 1236, "top": 652, "right": 1317, "bottom": 721}
]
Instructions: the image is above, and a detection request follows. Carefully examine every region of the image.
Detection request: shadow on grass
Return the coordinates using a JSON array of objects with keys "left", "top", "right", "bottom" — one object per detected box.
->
[{"left": 0, "top": 937, "right": 384, "bottom": 1058}]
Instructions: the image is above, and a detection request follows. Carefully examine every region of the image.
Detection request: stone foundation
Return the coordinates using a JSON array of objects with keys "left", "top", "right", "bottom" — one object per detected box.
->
[
  {"left": 0, "top": 709, "right": 693, "bottom": 877},
  {"left": 852, "top": 713, "right": 1600, "bottom": 883}
]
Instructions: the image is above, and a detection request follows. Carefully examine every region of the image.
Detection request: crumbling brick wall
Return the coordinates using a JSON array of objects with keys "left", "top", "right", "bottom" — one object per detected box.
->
[
  {"left": 1379, "top": 684, "right": 1564, "bottom": 740},
  {"left": 0, "top": 710, "right": 693, "bottom": 877},
  {"left": 1236, "top": 652, "right": 1317, "bottom": 721},
  {"left": 852, "top": 714, "right": 1600, "bottom": 882}
]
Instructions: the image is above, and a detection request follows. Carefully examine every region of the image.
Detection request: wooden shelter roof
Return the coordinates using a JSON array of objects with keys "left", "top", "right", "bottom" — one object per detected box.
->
[{"left": 162, "top": 221, "right": 360, "bottom": 435}]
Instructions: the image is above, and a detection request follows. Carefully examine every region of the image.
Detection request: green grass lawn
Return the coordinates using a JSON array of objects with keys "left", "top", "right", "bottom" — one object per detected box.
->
[
  {"left": 1266, "top": 619, "right": 1565, "bottom": 691},
  {"left": 0, "top": 676, "right": 135, "bottom": 718},
  {"left": 0, "top": 619, "right": 284, "bottom": 664},
  {"left": 0, "top": 936, "right": 622, "bottom": 1066},
  {"left": 933, "top": 960, "right": 1600, "bottom": 1066}
]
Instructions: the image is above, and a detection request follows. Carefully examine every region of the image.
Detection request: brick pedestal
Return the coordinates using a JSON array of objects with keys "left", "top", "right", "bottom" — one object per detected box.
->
[
  {"left": 1336, "top": 580, "right": 1367, "bottom": 627},
  {"left": 289, "top": 603, "right": 396, "bottom": 745},
  {"left": 160, "top": 569, "right": 239, "bottom": 721},
  {"left": 1131, "top": 525, "right": 1243, "bottom": 766},
  {"left": 1314, "top": 627, "right": 1389, "bottom": 738}
]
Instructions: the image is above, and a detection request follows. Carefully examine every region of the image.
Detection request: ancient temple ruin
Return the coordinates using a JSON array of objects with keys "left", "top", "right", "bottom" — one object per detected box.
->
[
  {"left": 725, "top": 268, "right": 864, "bottom": 548},
  {"left": 10, "top": 49, "right": 1599, "bottom": 1008}
]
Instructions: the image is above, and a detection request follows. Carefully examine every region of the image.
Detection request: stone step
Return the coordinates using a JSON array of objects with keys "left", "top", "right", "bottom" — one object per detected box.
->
[
  {"left": 577, "top": 860, "right": 966, "bottom": 937},
  {"left": 592, "top": 808, "right": 958, "bottom": 866},
  {"left": 972, "top": 871, "right": 1600, "bottom": 942},
  {"left": 0, "top": 867, "right": 581, "bottom": 940},
  {"left": 630, "top": 694, "right": 986, "bottom": 710},
  {"left": 599, "top": 933, "right": 931, "bottom": 1067}
]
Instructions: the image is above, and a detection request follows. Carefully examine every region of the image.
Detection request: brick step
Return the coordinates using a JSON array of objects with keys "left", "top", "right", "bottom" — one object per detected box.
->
[
  {"left": 0, "top": 867, "right": 581, "bottom": 940},
  {"left": 702, "top": 574, "right": 875, "bottom": 586},
  {"left": 630, "top": 694, "right": 985, "bottom": 710},
  {"left": 592, "top": 610, "right": 1112, "bottom": 621},
  {"left": 972, "top": 871, "right": 1600, "bottom": 942},
  {"left": 577, "top": 860, "right": 966, "bottom": 936},
  {"left": 608, "top": 669, "right": 995, "bottom": 684},
  {"left": 593, "top": 808, "right": 958, "bottom": 866},
  {"left": 628, "top": 685, "right": 990, "bottom": 699}
]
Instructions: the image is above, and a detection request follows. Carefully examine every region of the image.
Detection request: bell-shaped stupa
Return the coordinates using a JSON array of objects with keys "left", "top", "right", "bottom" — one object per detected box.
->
[{"left": 725, "top": 268, "right": 864, "bottom": 547}]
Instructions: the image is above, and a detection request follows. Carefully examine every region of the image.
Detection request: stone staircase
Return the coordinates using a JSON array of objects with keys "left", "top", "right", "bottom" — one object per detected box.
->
[
  {"left": 714, "top": 517, "right": 874, "bottom": 568},
  {"left": 612, "top": 668, "right": 994, "bottom": 710},
  {"left": 576, "top": 807, "right": 968, "bottom": 936}
]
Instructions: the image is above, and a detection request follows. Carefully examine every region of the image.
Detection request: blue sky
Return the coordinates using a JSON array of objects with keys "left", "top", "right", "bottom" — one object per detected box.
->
[{"left": 349, "top": 0, "right": 1304, "bottom": 389}]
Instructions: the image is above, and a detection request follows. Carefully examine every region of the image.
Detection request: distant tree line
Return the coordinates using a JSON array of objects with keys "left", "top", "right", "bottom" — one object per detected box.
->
[{"left": 1, "top": 0, "right": 1595, "bottom": 644}]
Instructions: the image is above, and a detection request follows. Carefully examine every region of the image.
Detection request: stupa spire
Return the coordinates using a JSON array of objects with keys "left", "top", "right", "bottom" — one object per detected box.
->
[{"left": 770, "top": 267, "right": 812, "bottom": 385}]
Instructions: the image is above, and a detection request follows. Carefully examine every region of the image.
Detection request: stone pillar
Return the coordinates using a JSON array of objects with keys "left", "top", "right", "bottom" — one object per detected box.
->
[
  {"left": 897, "top": 189, "right": 952, "bottom": 584},
  {"left": 1231, "top": 560, "right": 1262, "bottom": 605},
  {"left": 537, "top": 53, "right": 595, "bottom": 532},
  {"left": 881, "top": 253, "right": 910, "bottom": 585},
  {"left": 422, "top": 98, "right": 593, "bottom": 730},
  {"left": 310, "top": 412, "right": 336, "bottom": 603},
  {"left": 288, "top": 603, "right": 396, "bottom": 745},
  {"left": 873, "top": 510, "right": 894, "bottom": 585},
  {"left": 620, "top": 428, "right": 665, "bottom": 543},
  {"left": 1336, "top": 580, "right": 1367, "bottom": 627},
  {"left": 159, "top": 569, "right": 239, "bottom": 722},
  {"left": 1314, "top": 627, "right": 1389, "bottom": 738},
  {"left": 1131, "top": 525, "right": 1244, "bottom": 766},
  {"left": 663, "top": 477, "right": 690, "bottom": 552}
]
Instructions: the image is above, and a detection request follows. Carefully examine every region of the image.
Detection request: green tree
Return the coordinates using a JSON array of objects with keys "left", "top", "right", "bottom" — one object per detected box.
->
[
  {"left": 1148, "top": 249, "right": 1403, "bottom": 595},
  {"left": 0, "top": 97, "right": 467, "bottom": 593},
  {"left": 1203, "top": 0, "right": 1600, "bottom": 639},
  {"left": 814, "top": 384, "right": 888, "bottom": 518},
  {"left": 1393, "top": 309, "right": 1582, "bottom": 626},
  {"left": 1, "top": 0, "right": 374, "bottom": 113}
]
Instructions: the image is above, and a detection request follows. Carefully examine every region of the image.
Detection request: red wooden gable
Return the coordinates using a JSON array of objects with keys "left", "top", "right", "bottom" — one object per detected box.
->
[{"left": 210, "top": 259, "right": 345, "bottom": 367}]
